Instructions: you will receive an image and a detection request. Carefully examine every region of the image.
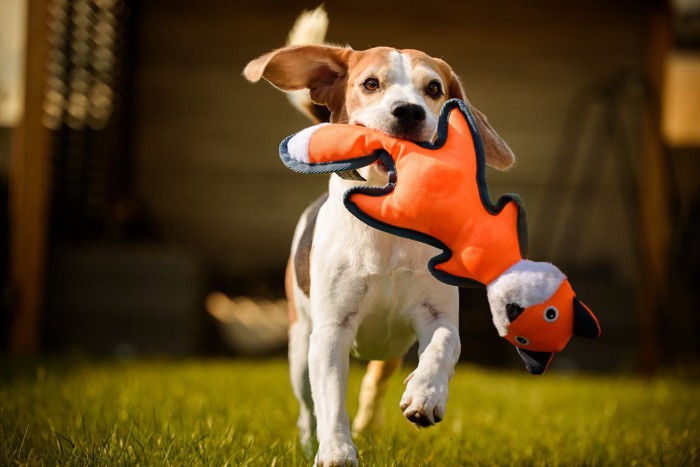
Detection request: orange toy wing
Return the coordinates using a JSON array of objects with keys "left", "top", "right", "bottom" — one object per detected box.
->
[
  {"left": 280, "top": 100, "right": 529, "bottom": 287},
  {"left": 345, "top": 102, "right": 528, "bottom": 287}
]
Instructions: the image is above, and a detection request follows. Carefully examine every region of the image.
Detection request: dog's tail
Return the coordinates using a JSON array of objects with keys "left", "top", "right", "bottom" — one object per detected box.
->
[
  {"left": 286, "top": 6, "right": 332, "bottom": 123},
  {"left": 287, "top": 5, "right": 328, "bottom": 46}
]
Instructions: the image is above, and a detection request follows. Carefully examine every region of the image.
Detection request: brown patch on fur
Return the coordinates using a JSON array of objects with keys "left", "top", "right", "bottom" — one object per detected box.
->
[
  {"left": 341, "top": 47, "right": 399, "bottom": 122},
  {"left": 306, "top": 102, "right": 332, "bottom": 123},
  {"left": 465, "top": 105, "right": 516, "bottom": 170},
  {"left": 294, "top": 193, "right": 328, "bottom": 296},
  {"left": 243, "top": 45, "right": 352, "bottom": 121},
  {"left": 285, "top": 257, "right": 298, "bottom": 325}
]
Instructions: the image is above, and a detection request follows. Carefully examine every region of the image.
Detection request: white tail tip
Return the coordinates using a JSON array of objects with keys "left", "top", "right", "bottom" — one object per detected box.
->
[{"left": 287, "top": 5, "right": 328, "bottom": 46}]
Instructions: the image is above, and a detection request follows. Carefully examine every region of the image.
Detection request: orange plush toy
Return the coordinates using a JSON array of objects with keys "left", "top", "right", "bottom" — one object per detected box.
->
[{"left": 280, "top": 99, "right": 601, "bottom": 374}]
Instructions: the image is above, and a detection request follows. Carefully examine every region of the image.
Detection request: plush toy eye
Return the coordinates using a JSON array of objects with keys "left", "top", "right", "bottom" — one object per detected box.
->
[
  {"left": 362, "top": 77, "right": 380, "bottom": 92},
  {"left": 543, "top": 307, "right": 559, "bottom": 322},
  {"left": 425, "top": 80, "right": 443, "bottom": 98},
  {"left": 515, "top": 336, "right": 529, "bottom": 346}
]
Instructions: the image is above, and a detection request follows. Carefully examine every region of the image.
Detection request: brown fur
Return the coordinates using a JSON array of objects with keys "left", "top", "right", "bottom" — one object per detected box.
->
[
  {"left": 243, "top": 45, "right": 515, "bottom": 169},
  {"left": 285, "top": 258, "right": 298, "bottom": 325},
  {"left": 292, "top": 193, "right": 328, "bottom": 296}
]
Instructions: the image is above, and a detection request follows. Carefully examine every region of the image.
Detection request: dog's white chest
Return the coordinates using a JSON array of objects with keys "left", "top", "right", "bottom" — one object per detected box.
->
[
  {"left": 312, "top": 193, "right": 456, "bottom": 360},
  {"left": 350, "top": 269, "right": 433, "bottom": 360}
]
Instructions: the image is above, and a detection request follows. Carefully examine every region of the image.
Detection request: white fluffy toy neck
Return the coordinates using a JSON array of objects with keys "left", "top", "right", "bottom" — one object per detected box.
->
[{"left": 485, "top": 259, "right": 567, "bottom": 336}]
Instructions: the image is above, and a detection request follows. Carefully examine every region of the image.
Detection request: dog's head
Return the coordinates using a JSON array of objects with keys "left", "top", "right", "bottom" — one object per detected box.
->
[
  {"left": 486, "top": 260, "right": 601, "bottom": 374},
  {"left": 244, "top": 45, "right": 514, "bottom": 171}
]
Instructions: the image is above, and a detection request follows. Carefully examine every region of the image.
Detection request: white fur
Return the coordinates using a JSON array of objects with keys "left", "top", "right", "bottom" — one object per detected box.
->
[
  {"left": 486, "top": 260, "right": 566, "bottom": 336},
  {"left": 287, "top": 7, "right": 328, "bottom": 45},
  {"left": 294, "top": 181, "right": 460, "bottom": 464}
]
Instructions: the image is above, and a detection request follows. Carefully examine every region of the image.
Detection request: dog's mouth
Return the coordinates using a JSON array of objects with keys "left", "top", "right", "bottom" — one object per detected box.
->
[
  {"left": 354, "top": 120, "right": 429, "bottom": 143},
  {"left": 349, "top": 120, "right": 431, "bottom": 180},
  {"left": 350, "top": 121, "right": 388, "bottom": 177}
]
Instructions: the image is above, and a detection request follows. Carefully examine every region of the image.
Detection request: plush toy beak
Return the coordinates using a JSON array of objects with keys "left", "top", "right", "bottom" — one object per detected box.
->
[
  {"left": 573, "top": 297, "right": 601, "bottom": 338},
  {"left": 516, "top": 348, "right": 554, "bottom": 375},
  {"left": 515, "top": 297, "right": 600, "bottom": 375}
]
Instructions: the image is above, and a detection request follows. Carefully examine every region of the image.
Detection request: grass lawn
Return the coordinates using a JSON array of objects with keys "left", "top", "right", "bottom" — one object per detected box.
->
[{"left": 1, "top": 357, "right": 697, "bottom": 466}]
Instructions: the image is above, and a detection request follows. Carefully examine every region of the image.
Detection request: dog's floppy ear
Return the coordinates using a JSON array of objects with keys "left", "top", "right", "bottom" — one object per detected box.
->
[
  {"left": 444, "top": 71, "right": 515, "bottom": 171},
  {"left": 244, "top": 45, "right": 351, "bottom": 109}
]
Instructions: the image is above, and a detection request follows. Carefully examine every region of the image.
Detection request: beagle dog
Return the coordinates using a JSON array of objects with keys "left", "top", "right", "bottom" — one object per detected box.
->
[{"left": 244, "top": 7, "right": 514, "bottom": 466}]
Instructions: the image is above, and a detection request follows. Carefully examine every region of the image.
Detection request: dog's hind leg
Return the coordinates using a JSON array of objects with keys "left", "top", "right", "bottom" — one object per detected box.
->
[{"left": 352, "top": 357, "right": 402, "bottom": 436}]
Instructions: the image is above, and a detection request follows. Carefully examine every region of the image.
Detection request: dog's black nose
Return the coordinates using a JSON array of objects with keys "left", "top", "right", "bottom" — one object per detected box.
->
[
  {"left": 391, "top": 102, "right": 426, "bottom": 126},
  {"left": 506, "top": 303, "right": 525, "bottom": 322}
]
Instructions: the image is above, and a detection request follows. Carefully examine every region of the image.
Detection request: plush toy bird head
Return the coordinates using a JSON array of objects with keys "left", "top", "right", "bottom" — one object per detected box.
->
[
  {"left": 486, "top": 260, "right": 600, "bottom": 373},
  {"left": 279, "top": 99, "right": 601, "bottom": 374}
]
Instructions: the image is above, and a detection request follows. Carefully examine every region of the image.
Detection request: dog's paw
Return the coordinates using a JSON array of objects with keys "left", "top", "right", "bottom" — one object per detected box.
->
[
  {"left": 399, "top": 372, "right": 447, "bottom": 427},
  {"left": 299, "top": 431, "right": 317, "bottom": 460},
  {"left": 315, "top": 442, "right": 358, "bottom": 467},
  {"left": 297, "top": 407, "right": 318, "bottom": 459}
]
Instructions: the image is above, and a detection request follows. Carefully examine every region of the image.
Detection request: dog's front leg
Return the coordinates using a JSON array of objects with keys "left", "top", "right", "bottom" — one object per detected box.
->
[
  {"left": 401, "top": 304, "right": 461, "bottom": 427},
  {"left": 308, "top": 314, "right": 358, "bottom": 466}
]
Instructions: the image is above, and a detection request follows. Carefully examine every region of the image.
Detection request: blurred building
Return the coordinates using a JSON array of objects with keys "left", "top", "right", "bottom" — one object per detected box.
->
[{"left": 2, "top": 0, "right": 698, "bottom": 370}]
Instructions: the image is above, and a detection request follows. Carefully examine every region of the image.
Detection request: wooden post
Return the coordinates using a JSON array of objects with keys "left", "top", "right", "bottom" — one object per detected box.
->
[
  {"left": 637, "top": 2, "right": 672, "bottom": 373},
  {"left": 8, "top": 0, "right": 51, "bottom": 354}
]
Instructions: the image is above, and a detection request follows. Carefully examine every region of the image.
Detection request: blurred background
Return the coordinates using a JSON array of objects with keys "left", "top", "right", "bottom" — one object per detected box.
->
[{"left": 1, "top": 0, "right": 698, "bottom": 372}]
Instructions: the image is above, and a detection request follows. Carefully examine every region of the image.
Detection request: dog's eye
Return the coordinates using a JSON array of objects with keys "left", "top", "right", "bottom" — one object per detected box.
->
[
  {"left": 515, "top": 336, "right": 529, "bottom": 346},
  {"left": 362, "top": 77, "right": 380, "bottom": 92},
  {"left": 543, "top": 306, "right": 559, "bottom": 322},
  {"left": 425, "top": 80, "right": 443, "bottom": 98}
]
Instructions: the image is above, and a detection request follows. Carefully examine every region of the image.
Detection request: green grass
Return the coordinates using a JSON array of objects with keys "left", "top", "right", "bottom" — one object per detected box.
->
[{"left": 1, "top": 358, "right": 697, "bottom": 466}]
